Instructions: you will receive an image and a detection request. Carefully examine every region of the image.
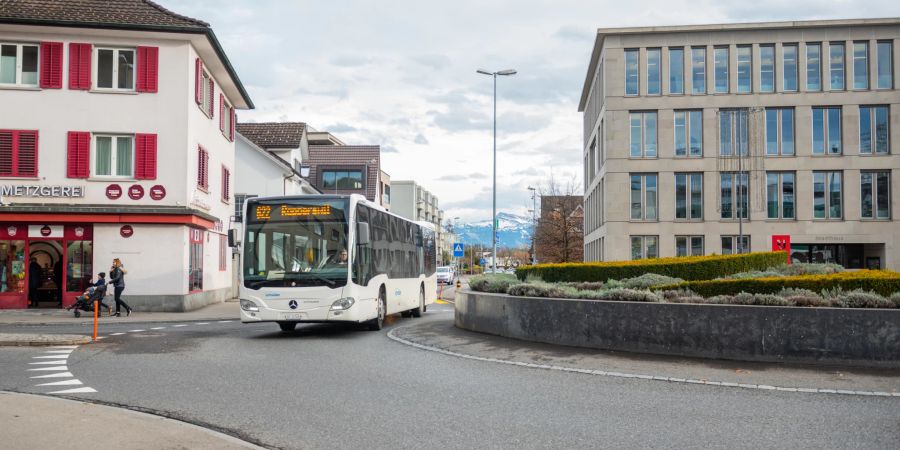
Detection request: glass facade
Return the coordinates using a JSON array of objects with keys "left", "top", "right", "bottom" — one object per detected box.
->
[
  {"left": 630, "top": 174, "right": 658, "bottom": 220},
  {"left": 812, "top": 107, "right": 842, "bottom": 155},
  {"left": 714, "top": 47, "right": 728, "bottom": 93},
  {"left": 669, "top": 47, "right": 684, "bottom": 94},
  {"left": 691, "top": 47, "right": 706, "bottom": 94},
  {"left": 759, "top": 45, "right": 775, "bottom": 92},
  {"left": 629, "top": 111, "right": 657, "bottom": 157},
  {"left": 630, "top": 236, "right": 658, "bottom": 260},
  {"left": 720, "top": 172, "right": 748, "bottom": 219},
  {"left": 625, "top": 49, "right": 639, "bottom": 95},
  {"left": 647, "top": 48, "right": 661, "bottom": 95},
  {"left": 676, "top": 236, "right": 704, "bottom": 257},
  {"left": 829, "top": 42, "right": 845, "bottom": 90},
  {"left": 674, "top": 110, "right": 702, "bottom": 157},
  {"left": 765, "top": 108, "right": 795, "bottom": 156},
  {"left": 813, "top": 171, "right": 842, "bottom": 219},
  {"left": 782, "top": 44, "right": 798, "bottom": 91},
  {"left": 876, "top": 41, "right": 893, "bottom": 89},
  {"left": 853, "top": 41, "right": 869, "bottom": 89},
  {"left": 736, "top": 45, "right": 751, "bottom": 93},
  {"left": 806, "top": 43, "right": 822, "bottom": 91},
  {"left": 675, "top": 173, "right": 703, "bottom": 220},
  {"left": 766, "top": 172, "right": 795, "bottom": 219},
  {"left": 859, "top": 105, "right": 889, "bottom": 154},
  {"left": 861, "top": 171, "right": 891, "bottom": 219}
]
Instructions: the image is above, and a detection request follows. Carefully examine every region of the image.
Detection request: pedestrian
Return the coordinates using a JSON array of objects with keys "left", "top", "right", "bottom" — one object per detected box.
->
[
  {"left": 109, "top": 258, "right": 132, "bottom": 317},
  {"left": 28, "top": 257, "right": 42, "bottom": 308},
  {"left": 93, "top": 272, "right": 112, "bottom": 316}
]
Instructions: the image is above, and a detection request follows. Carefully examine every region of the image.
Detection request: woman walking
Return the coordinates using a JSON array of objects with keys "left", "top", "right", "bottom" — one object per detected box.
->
[{"left": 109, "top": 258, "right": 132, "bottom": 317}]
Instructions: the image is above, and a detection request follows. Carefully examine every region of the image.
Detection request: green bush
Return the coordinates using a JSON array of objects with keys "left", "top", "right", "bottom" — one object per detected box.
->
[
  {"left": 516, "top": 252, "right": 787, "bottom": 283},
  {"left": 655, "top": 270, "right": 900, "bottom": 298},
  {"left": 722, "top": 263, "right": 844, "bottom": 280},
  {"left": 506, "top": 282, "right": 565, "bottom": 298},
  {"left": 468, "top": 274, "right": 520, "bottom": 293},
  {"left": 620, "top": 273, "right": 683, "bottom": 289}
]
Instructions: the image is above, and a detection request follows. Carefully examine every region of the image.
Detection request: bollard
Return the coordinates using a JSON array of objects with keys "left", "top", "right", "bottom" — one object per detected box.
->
[
  {"left": 438, "top": 282, "right": 444, "bottom": 300},
  {"left": 92, "top": 300, "right": 99, "bottom": 341},
  {"left": 456, "top": 279, "right": 461, "bottom": 290}
]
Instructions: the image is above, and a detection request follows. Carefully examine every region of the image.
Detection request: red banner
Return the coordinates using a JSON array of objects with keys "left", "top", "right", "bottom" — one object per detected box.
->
[{"left": 771, "top": 235, "right": 791, "bottom": 264}]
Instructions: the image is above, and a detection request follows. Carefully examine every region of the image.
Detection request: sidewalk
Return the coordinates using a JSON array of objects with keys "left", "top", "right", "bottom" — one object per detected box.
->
[
  {"left": 0, "top": 301, "right": 240, "bottom": 326},
  {"left": 0, "top": 391, "right": 262, "bottom": 449}
]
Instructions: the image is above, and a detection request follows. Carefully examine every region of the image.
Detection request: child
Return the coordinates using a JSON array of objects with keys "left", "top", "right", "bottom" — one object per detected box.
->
[{"left": 90, "top": 272, "right": 111, "bottom": 316}]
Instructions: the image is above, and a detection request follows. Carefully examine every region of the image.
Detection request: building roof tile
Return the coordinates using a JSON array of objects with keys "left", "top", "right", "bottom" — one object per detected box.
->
[
  {"left": 0, "top": 0, "right": 209, "bottom": 29},
  {"left": 236, "top": 122, "right": 307, "bottom": 149}
]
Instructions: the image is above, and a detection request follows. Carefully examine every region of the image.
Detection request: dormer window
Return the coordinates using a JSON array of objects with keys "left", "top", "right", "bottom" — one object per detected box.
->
[{"left": 95, "top": 47, "right": 135, "bottom": 90}]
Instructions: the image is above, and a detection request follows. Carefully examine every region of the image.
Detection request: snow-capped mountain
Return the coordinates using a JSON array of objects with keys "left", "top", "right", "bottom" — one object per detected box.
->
[{"left": 453, "top": 212, "right": 533, "bottom": 249}]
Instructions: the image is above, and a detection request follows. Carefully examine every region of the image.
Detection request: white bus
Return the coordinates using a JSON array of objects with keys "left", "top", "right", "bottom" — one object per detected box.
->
[{"left": 234, "top": 194, "right": 438, "bottom": 332}]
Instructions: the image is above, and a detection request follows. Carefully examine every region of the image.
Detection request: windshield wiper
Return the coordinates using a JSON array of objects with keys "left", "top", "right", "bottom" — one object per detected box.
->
[{"left": 246, "top": 272, "right": 336, "bottom": 288}]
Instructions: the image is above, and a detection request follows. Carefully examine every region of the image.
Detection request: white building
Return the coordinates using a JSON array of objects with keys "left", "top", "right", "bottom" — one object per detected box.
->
[
  {"left": 0, "top": 1, "right": 252, "bottom": 310},
  {"left": 390, "top": 180, "right": 446, "bottom": 257}
]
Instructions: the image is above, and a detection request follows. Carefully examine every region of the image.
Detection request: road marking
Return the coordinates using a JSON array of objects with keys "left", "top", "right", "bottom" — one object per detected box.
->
[
  {"left": 218, "top": 320, "right": 233, "bottom": 323},
  {"left": 30, "top": 372, "right": 74, "bottom": 379},
  {"left": 110, "top": 332, "right": 125, "bottom": 336},
  {"left": 196, "top": 322, "right": 210, "bottom": 325},
  {"left": 47, "top": 345, "right": 79, "bottom": 349},
  {"left": 96, "top": 336, "right": 106, "bottom": 340},
  {"left": 173, "top": 324, "right": 187, "bottom": 327},
  {"left": 28, "top": 366, "right": 68, "bottom": 371},
  {"left": 128, "top": 329, "right": 146, "bottom": 333},
  {"left": 386, "top": 327, "right": 900, "bottom": 398},
  {"left": 150, "top": 327, "right": 166, "bottom": 330},
  {"left": 43, "top": 350, "right": 74, "bottom": 354},
  {"left": 29, "top": 360, "right": 68, "bottom": 365},
  {"left": 33, "top": 355, "right": 69, "bottom": 359},
  {"left": 36, "top": 379, "right": 83, "bottom": 386},
  {"left": 48, "top": 387, "right": 97, "bottom": 394}
]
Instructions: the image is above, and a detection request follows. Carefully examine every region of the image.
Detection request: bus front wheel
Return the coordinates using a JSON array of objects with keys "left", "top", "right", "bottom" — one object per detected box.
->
[
  {"left": 411, "top": 286, "right": 424, "bottom": 318},
  {"left": 367, "top": 289, "right": 386, "bottom": 331},
  {"left": 278, "top": 322, "right": 296, "bottom": 332}
]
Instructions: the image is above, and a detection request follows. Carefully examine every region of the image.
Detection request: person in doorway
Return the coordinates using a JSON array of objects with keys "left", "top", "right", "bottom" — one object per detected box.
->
[
  {"left": 28, "top": 257, "right": 42, "bottom": 308},
  {"left": 53, "top": 259, "right": 63, "bottom": 307},
  {"left": 109, "top": 258, "right": 132, "bottom": 317}
]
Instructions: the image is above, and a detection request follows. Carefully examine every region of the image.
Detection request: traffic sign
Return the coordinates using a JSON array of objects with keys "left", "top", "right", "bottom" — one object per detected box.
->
[
  {"left": 453, "top": 243, "right": 464, "bottom": 258},
  {"left": 480, "top": 258, "right": 486, "bottom": 266}
]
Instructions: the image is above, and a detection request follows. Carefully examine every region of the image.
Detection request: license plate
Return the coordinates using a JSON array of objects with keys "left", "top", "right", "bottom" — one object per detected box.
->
[{"left": 281, "top": 313, "right": 305, "bottom": 320}]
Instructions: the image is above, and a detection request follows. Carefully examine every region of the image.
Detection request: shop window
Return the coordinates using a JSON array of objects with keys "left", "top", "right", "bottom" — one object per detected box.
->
[
  {"left": 65, "top": 240, "right": 92, "bottom": 293},
  {"left": 0, "top": 240, "right": 26, "bottom": 293},
  {"left": 189, "top": 229, "right": 203, "bottom": 291}
]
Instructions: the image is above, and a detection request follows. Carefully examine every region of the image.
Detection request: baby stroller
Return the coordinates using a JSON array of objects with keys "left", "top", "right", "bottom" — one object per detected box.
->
[{"left": 67, "top": 283, "right": 108, "bottom": 318}]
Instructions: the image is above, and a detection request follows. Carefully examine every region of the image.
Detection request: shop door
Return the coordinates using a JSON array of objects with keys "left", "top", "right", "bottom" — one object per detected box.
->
[{"left": 27, "top": 240, "right": 64, "bottom": 308}]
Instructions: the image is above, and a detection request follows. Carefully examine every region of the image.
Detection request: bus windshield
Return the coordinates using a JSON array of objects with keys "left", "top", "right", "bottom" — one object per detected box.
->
[{"left": 243, "top": 198, "right": 350, "bottom": 289}]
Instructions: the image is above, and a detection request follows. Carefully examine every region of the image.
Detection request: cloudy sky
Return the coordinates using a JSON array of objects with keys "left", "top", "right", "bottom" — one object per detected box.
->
[{"left": 160, "top": 0, "right": 897, "bottom": 223}]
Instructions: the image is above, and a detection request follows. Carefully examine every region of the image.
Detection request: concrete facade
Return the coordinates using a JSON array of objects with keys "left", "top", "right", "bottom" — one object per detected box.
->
[
  {"left": 579, "top": 19, "right": 900, "bottom": 269},
  {"left": 390, "top": 180, "right": 446, "bottom": 257}
]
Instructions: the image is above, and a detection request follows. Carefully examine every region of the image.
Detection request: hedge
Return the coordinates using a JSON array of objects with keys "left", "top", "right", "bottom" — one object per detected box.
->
[
  {"left": 653, "top": 270, "right": 900, "bottom": 298},
  {"left": 516, "top": 252, "right": 787, "bottom": 283}
]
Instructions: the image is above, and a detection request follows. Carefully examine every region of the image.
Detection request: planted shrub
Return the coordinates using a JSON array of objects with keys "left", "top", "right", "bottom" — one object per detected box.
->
[
  {"left": 837, "top": 290, "right": 895, "bottom": 309},
  {"left": 778, "top": 263, "right": 843, "bottom": 276},
  {"left": 891, "top": 293, "right": 900, "bottom": 308},
  {"left": 516, "top": 252, "right": 787, "bottom": 283},
  {"left": 597, "top": 288, "right": 661, "bottom": 303},
  {"left": 506, "top": 282, "right": 565, "bottom": 298},
  {"left": 620, "top": 273, "right": 683, "bottom": 289},
  {"left": 469, "top": 274, "right": 520, "bottom": 293},
  {"left": 658, "top": 289, "right": 705, "bottom": 304},
  {"left": 654, "top": 270, "right": 900, "bottom": 299},
  {"left": 561, "top": 281, "right": 606, "bottom": 290}
]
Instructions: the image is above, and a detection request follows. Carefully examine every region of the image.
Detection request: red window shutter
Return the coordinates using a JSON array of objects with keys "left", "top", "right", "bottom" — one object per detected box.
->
[
  {"left": 66, "top": 131, "right": 90, "bottom": 178},
  {"left": 195, "top": 58, "right": 202, "bottom": 104},
  {"left": 229, "top": 109, "right": 235, "bottom": 141},
  {"left": 15, "top": 131, "right": 38, "bottom": 177},
  {"left": 208, "top": 79, "right": 215, "bottom": 118},
  {"left": 68, "top": 43, "right": 92, "bottom": 90},
  {"left": 136, "top": 46, "right": 159, "bottom": 93},
  {"left": 0, "top": 131, "right": 14, "bottom": 176},
  {"left": 222, "top": 166, "right": 230, "bottom": 201},
  {"left": 198, "top": 146, "right": 209, "bottom": 189},
  {"left": 39, "top": 42, "right": 63, "bottom": 89},
  {"left": 219, "top": 94, "right": 225, "bottom": 131},
  {"left": 135, "top": 133, "right": 158, "bottom": 180}
]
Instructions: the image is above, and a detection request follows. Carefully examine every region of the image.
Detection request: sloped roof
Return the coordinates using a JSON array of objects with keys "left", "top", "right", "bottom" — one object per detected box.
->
[
  {"left": 0, "top": 0, "right": 208, "bottom": 29},
  {"left": 236, "top": 122, "right": 307, "bottom": 149}
]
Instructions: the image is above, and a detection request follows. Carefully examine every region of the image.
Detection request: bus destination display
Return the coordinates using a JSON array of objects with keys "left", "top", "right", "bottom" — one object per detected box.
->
[{"left": 254, "top": 204, "right": 332, "bottom": 221}]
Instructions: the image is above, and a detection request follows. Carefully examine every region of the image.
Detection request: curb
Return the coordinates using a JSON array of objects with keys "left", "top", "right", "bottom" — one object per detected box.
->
[
  {"left": 386, "top": 326, "right": 900, "bottom": 398},
  {"left": 0, "top": 334, "right": 92, "bottom": 346}
]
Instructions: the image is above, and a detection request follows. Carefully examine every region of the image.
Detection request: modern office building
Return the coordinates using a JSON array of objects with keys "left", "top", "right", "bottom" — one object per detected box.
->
[
  {"left": 579, "top": 18, "right": 899, "bottom": 269},
  {"left": 390, "top": 180, "right": 445, "bottom": 256}
]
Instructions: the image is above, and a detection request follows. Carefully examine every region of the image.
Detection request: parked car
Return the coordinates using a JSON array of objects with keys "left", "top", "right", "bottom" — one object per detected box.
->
[{"left": 436, "top": 266, "right": 454, "bottom": 284}]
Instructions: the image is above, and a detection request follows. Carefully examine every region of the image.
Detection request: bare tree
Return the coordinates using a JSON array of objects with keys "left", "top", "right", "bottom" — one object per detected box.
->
[{"left": 534, "top": 173, "right": 584, "bottom": 263}]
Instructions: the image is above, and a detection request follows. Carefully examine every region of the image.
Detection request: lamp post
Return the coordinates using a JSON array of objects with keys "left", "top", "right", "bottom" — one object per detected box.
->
[
  {"left": 477, "top": 68, "right": 516, "bottom": 274},
  {"left": 527, "top": 186, "right": 537, "bottom": 265}
]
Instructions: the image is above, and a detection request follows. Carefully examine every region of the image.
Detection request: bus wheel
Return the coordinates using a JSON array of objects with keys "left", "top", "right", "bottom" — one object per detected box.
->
[
  {"left": 367, "top": 289, "right": 386, "bottom": 331},
  {"left": 411, "top": 286, "right": 424, "bottom": 317},
  {"left": 278, "top": 322, "right": 296, "bottom": 332}
]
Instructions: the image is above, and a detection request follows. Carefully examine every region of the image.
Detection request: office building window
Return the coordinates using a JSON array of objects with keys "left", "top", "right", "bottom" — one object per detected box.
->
[
  {"left": 719, "top": 109, "right": 749, "bottom": 156},
  {"left": 675, "top": 173, "right": 703, "bottom": 220},
  {"left": 669, "top": 47, "right": 684, "bottom": 95},
  {"left": 759, "top": 44, "right": 775, "bottom": 92},
  {"left": 782, "top": 44, "right": 798, "bottom": 91},
  {"left": 829, "top": 42, "right": 845, "bottom": 90},
  {"left": 625, "top": 48, "right": 639, "bottom": 96},
  {"left": 721, "top": 235, "right": 750, "bottom": 255},
  {"left": 812, "top": 107, "right": 842, "bottom": 155},
  {"left": 813, "top": 171, "right": 842, "bottom": 219},
  {"left": 806, "top": 43, "right": 822, "bottom": 91},
  {"left": 853, "top": 41, "right": 869, "bottom": 90},
  {"left": 876, "top": 41, "right": 893, "bottom": 89},
  {"left": 859, "top": 105, "right": 889, "bottom": 154},
  {"left": 720, "top": 172, "right": 748, "bottom": 219},
  {"left": 766, "top": 172, "right": 795, "bottom": 219},
  {"left": 630, "top": 173, "right": 658, "bottom": 221},
  {"left": 765, "top": 108, "right": 794, "bottom": 156},
  {"left": 647, "top": 48, "right": 661, "bottom": 95},
  {"left": 631, "top": 236, "right": 658, "bottom": 260},
  {"left": 691, "top": 47, "right": 706, "bottom": 94},
  {"left": 736, "top": 45, "right": 752, "bottom": 93},
  {"left": 861, "top": 171, "right": 890, "bottom": 219},
  {"left": 629, "top": 111, "right": 657, "bottom": 157},
  {"left": 714, "top": 46, "right": 728, "bottom": 93},
  {"left": 674, "top": 110, "right": 702, "bottom": 157},
  {"left": 676, "top": 236, "right": 704, "bottom": 257}
]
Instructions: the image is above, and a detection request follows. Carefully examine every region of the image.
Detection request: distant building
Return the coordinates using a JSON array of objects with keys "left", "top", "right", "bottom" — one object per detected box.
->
[
  {"left": 390, "top": 180, "right": 446, "bottom": 257},
  {"left": 536, "top": 196, "right": 584, "bottom": 263},
  {"left": 307, "top": 145, "right": 389, "bottom": 209}
]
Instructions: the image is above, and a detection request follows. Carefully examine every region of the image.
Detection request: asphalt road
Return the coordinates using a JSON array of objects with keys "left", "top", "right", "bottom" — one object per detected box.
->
[{"left": 1, "top": 292, "right": 898, "bottom": 449}]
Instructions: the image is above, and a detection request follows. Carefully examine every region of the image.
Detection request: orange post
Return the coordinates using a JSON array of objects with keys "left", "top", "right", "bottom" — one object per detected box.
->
[
  {"left": 439, "top": 283, "right": 444, "bottom": 301},
  {"left": 92, "top": 300, "right": 99, "bottom": 341}
]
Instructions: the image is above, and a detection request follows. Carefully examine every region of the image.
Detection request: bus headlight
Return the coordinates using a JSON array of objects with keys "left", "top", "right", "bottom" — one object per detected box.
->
[
  {"left": 240, "top": 299, "right": 259, "bottom": 312},
  {"left": 330, "top": 297, "right": 355, "bottom": 310}
]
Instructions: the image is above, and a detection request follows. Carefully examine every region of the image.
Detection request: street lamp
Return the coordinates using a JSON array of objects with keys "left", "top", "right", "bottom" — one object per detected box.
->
[
  {"left": 527, "top": 186, "right": 537, "bottom": 265},
  {"left": 477, "top": 68, "right": 516, "bottom": 274}
]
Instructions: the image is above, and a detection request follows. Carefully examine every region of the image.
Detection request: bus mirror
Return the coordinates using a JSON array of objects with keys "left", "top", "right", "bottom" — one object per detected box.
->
[{"left": 357, "top": 223, "right": 370, "bottom": 246}]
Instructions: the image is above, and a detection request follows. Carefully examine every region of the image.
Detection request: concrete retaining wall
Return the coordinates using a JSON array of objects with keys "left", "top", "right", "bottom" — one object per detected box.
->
[
  {"left": 124, "top": 287, "right": 231, "bottom": 312},
  {"left": 455, "top": 291, "right": 900, "bottom": 368}
]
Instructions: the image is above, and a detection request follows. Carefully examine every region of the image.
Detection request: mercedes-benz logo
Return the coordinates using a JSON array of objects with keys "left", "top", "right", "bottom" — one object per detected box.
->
[{"left": 288, "top": 300, "right": 298, "bottom": 310}]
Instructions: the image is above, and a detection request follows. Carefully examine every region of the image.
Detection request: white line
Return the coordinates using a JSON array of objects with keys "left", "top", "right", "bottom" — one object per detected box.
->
[
  {"left": 218, "top": 320, "right": 233, "bottom": 323},
  {"left": 173, "top": 324, "right": 187, "bottom": 327},
  {"left": 386, "top": 327, "right": 900, "bottom": 398},
  {"left": 48, "top": 387, "right": 97, "bottom": 394},
  {"left": 36, "top": 379, "right": 83, "bottom": 387},
  {"left": 109, "top": 332, "right": 125, "bottom": 336},
  {"left": 30, "top": 372, "right": 73, "bottom": 379},
  {"left": 33, "top": 355, "right": 69, "bottom": 359},
  {"left": 43, "top": 350, "right": 74, "bottom": 354},
  {"left": 128, "top": 329, "right": 146, "bottom": 333},
  {"left": 47, "top": 345, "right": 79, "bottom": 349},
  {"left": 196, "top": 322, "right": 210, "bottom": 325},
  {"left": 96, "top": 336, "right": 106, "bottom": 340},
  {"left": 28, "top": 366, "right": 68, "bottom": 371},
  {"left": 150, "top": 327, "right": 166, "bottom": 330},
  {"left": 29, "top": 360, "right": 68, "bottom": 365}
]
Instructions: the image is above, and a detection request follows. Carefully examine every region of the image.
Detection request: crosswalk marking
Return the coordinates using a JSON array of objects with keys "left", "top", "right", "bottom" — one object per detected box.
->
[
  {"left": 29, "top": 360, "right": 68, "bottom": 365},
  {"left": 173, "top": 324, "right": 187, "bottom": 327},
  {"left": 47, "top": 345, "right": 79, "bottom": 349},
  {"left": 110, "top": 332, "right": 125, "bottom": 336},
  {"left": 150, "top": 327, "right": 166, "bottom": 330},
  {"left": 44, "top": 350, "right": 74, "bottom": 354},
  {"left": 33, "top": 354, "right": 69, "bottom": 359},
  {"left": 30, "top": 371, "right": 74, "bottom": 379},
  {"left": 128, "top": 329, "right": 146, "bottom": 333},
  {"left": 28, "top": 366, "right": 68, "bottom": 371},
  {"left": 48, "top": 387, "right": 97, "bottom": 394},
  {"left": 36, "top": 379, "right": 83, "bottom": 386}
]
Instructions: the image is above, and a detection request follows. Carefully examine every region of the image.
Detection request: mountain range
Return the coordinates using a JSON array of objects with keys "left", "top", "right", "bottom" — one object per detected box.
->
[{"left": 452, "top": 212, "right": 534, "bottom": 249}]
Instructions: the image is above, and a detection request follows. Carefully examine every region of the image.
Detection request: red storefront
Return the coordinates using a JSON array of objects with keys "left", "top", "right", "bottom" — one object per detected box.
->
[{"left": 0, "top": 223, "right": 94, "bottom": 309}]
